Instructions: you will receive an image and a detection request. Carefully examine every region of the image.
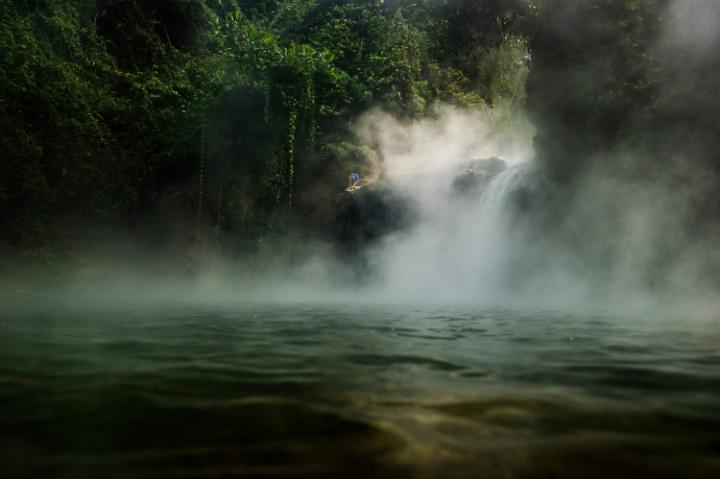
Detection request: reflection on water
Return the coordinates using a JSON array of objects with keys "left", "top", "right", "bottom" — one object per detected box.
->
[{"left": 1, "top": 304, "right": 719, "bottom": 477}]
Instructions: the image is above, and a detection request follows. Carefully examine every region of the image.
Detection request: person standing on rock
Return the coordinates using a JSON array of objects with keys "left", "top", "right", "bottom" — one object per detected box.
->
[{"left": 347, "top": 172, "right": 361, "bottom": 191}]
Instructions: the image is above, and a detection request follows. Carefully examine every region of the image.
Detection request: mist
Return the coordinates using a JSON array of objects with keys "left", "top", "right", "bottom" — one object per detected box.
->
[
  {"left": 353, "top": 106, "right": 534, "bottom": 304},
  {"left": 7, "top": 109, "right": 716, "bottom": 319},
  {"left": 5, "top": 4, "right": 720, "bottom": 478},
  {"left": 3, "top": 0, "right": 720, "bottom": 319}
]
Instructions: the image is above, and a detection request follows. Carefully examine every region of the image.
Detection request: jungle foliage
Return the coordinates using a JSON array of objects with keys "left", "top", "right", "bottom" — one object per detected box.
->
[
  {"left": 0, "top": 0, "right": 531, "bottom": 260},
  {"left": 6, "top": 0, "right": 713, "bottom": 265}
]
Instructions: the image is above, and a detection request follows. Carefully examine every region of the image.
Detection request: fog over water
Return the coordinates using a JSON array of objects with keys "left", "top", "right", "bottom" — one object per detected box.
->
[
  {"left": 357, "top": 107, "right": 536, "bottom": 304},
  {"left": 4, "top": 1, "right": 720, "bottom": 319},
  {"left": 7, "top": 103, "right": 716, "bottom": 320},
  {"left": 4, "top": 3, "right": 720, "bottom": 479}
]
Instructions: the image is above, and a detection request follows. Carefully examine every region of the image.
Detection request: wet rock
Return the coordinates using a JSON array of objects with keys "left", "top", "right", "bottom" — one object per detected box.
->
[
  {"left": 333, "top": 183, "right": 415, "bottom": 253},
  {"left": 453, "top": 157, "right": 507, "bottom": 194}
]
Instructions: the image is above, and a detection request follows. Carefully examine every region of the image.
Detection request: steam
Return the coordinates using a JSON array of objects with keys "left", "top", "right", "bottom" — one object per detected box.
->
[
  {"left": 661, "top": 0, "right": 720, "bottom": 55},
  {"left": 351, "top": 106, "right": 534, "bottom": 304},
  {"left": 5, "top": 1, "right": 720, "bottom": 318},
  {"left": 355, "top": 106, "right": 533, "bottom": 186},
  {"left": 349, "top": 99, "right": 719, "bottom": 312},
  {"left": 6, "top": 101, "right": 716, "bottom": 317}
]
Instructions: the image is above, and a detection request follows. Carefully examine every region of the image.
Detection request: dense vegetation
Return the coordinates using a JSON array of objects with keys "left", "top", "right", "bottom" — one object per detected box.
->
[
  {"left": 2, "top": 0, "right": 718, "bottom": 278},
  {"left": 0, "top": 0, "right": 530, "bottom": 264}
]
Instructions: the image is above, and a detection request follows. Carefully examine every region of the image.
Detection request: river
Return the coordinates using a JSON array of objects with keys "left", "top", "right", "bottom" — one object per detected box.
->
[{"left": 1, "top": 303, "right": 718, "bottom": 478}]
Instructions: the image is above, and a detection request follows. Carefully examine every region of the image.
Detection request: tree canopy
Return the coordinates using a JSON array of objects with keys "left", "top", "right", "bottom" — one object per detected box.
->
[{"left": 0, "top": 0, "right": 531, "bottom": 261}]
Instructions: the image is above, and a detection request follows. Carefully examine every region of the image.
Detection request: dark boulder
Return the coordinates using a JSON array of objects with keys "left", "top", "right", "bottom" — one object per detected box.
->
[
  {"left": 452, "top": 157, "right": 507, "bottom": 194},
  {"left": 332, "top": 184, "right": 415, "bottom": 254}
]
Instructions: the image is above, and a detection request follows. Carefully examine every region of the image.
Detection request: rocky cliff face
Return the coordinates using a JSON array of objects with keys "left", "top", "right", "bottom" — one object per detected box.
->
[{"left": 332, "top": 184, "right": 415, "bottom": 254}]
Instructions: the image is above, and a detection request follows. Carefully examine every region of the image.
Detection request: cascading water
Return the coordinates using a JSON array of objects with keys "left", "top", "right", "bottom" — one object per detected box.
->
[
  {"left": 480, "top": 163, "right": 528, "bottom": 222},
  {"left": 353, "top": 106, "right": 537, "bottom": 303},
  {"left": 372, "top": 160, "right": 531, "bottom": 303}
]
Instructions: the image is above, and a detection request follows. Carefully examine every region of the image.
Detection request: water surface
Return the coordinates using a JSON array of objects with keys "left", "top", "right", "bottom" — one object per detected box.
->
[{"left": 1, "top": 303, "right": 719, "bottom": 478}]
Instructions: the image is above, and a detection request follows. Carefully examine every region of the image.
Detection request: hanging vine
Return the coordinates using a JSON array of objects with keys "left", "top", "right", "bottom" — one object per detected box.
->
[
  {"left": 286, "top": 105, "right": 298, "bottom": 239},
  {"left": 195, "top": 124, "right": 205, "bottom": 243},
  {"left": 216, "top": 14, "right": 345, "bottom": 243}
]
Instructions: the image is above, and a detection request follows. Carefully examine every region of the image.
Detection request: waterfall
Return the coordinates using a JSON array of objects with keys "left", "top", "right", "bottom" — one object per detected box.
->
[
  {"left": 373, "top": 160, "right": 531, "bottom": 302},
  {"left": 479, "top": 163, "right": 528, "bottom": 223}
]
